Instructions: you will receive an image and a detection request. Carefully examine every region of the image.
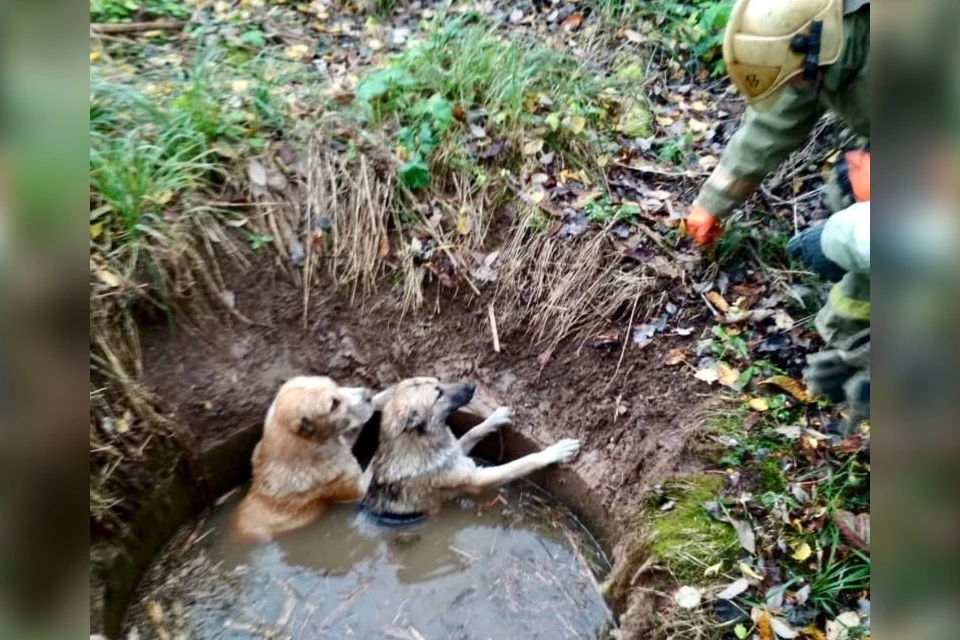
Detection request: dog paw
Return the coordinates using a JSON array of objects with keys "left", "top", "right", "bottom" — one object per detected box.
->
[
  {"left": 544, "top": 438, "right": 581, "bottom": 464},
  {"left": 487, "top": 406, "right": 514, "bottom": 428}
]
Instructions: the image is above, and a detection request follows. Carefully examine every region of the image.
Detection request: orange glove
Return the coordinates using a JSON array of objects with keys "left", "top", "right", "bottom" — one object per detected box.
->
[{"left": 685, "top": 205, "right": 722, "bottom": 247}]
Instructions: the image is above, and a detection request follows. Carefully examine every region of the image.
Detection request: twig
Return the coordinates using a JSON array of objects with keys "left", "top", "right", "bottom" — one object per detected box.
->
[
  {"left": 613, "top": 161, "right": 709, "bottom": 180},
  {"left": 91, "top": 20, "right": 188, "bottom": 35},
  {"left": 487, "top": 303, "right": 501, "bottom": 353},
  {"left": 700, "top": 291, "right": 721, "bottom": 319},
  {"left": 605, "top": 293, "right": 641, "bottom": 393}
]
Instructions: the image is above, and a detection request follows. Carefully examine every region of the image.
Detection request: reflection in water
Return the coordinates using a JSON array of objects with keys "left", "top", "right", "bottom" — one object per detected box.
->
[{"left": 129, "top": 483, "right": 614, "bottom": 640}]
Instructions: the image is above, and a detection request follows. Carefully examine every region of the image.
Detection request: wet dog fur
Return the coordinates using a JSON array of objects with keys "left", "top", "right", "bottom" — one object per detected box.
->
[
  {"left": 361, "top": 377, "right": 580, "bottom": 519},
  {"left": 230, "top": 376, "right": 375, "bottom": 542}
]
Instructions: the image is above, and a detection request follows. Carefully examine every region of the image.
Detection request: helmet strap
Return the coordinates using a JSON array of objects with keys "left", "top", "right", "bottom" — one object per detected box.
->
[{"left": 790, "top": 20, "right": 824, "bottom": 82}]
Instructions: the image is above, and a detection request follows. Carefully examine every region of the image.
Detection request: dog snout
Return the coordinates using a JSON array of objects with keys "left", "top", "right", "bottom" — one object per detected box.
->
[{"left": 446, "top": 382, "right": 476, "bottom": 408}]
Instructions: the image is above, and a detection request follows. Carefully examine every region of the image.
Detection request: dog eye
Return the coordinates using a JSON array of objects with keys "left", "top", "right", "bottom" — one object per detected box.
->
[
  {"left": 330, "top": 397, "right": 341, "bottom": 412},
  {"left": 435, "top": 387, "right": 442, "bottom": 400}
]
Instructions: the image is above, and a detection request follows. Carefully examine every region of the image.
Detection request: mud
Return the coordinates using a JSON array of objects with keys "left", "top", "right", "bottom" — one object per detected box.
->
[{"left": 142, "top": 266, "right": 705, "bottom": 541}]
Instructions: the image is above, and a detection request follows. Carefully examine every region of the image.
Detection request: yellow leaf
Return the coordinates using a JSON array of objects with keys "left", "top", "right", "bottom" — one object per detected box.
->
[
  {"left": 90, "top": 222, "right": 104, "bottom": 240},
  {"left": 688, "top": 117, "right": 709, "bottom": 133},
  {"left": 142, "top": 30, "right": 164, "bottom": 38},
  {"left": 704, "top": 561, "right": 723, "bottom": 577},
  {"left": 528, "top": 188, "right": 546, "bottom": 204},
  {"left": 230, "top": 79, "right": 250, "bottom": 93},
  {"left": 284, "top": 43, "right": 310, "bottom": 59},
  {"left": 155, "top": 191, "right": 174, "bottom": 205},
  {"left": 572, "top": 190, "right": 602, "bottom": 209},
  {"left": 90, "top": 51, "right": 101, "bottom": 62},
  {"left": 596, "top": 154, "right": 609, "bottom": 168},
  {"left": 456, "top": 211, "right": 469, "bottom": 235},
  {"left": 739, "top": 562, "right": 764, "bottom": 581},
  {"left": 792, "top": 542, "right": 812, "bottom": 561},
  {"left": 567, "top": 115, "right": 586, "bottom": 135},
  {"left": 756, "top": 613, "right": 775, "bottom": 640},
  {"left": 690, "top": 100, "right": 708, "bottom": 112},
  {"left": 656, "top": 116, "right": 675, "bottom": 127},
  {"left": 748, "top": 397, "right": 770, "bottom": 412},
  {"left": 705, "top": 291, "right": 729, "bottom": 313},
  {"left": 760, "top": 375, "right": 815, "bottom": 403},
  {"left": 522, "top": 139, "right": 544, "bottom": 156},
  {"left": 96, "top": 268, "right": 122, "bottom": 288},
  {"left": 717, "top": 362, "right": 741, "bottom": 388}
]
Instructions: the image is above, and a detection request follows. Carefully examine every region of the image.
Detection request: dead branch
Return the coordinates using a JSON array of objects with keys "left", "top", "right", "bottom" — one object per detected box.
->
[{"left": 91, "top": 20, "right": 188, "bottom": 35}]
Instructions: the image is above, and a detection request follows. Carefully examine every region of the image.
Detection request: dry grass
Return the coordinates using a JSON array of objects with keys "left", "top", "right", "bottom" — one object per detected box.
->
[{"left": 496, "top": 208, "right": 665, "bottom": 348}]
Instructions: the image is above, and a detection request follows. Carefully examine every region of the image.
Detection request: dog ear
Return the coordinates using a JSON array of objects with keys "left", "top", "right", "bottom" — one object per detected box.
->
[{"left": 371, "top": 386, "right": 395, "bottom": 411}]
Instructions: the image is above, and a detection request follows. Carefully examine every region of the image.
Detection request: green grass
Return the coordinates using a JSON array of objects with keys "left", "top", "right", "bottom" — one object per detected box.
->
[
  {"left": 353, "top": 13, "right": 603, "bottom": 189},
  {"left": 649, "top": 474, "right": 739, "bottom": 584},
  {"left": 90, "top": 50, "right": 291, "bottom": 300},
  {"left": 90, "top": 0, "right": 191, "bottom": 23},
  {"left": 595, "top": 0, "right": 734, "bottom": 75}
]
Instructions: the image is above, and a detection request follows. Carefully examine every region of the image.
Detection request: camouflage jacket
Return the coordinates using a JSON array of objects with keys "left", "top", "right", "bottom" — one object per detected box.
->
[{"left": 694, "top": 6, "right": 871, "bottom": 218}]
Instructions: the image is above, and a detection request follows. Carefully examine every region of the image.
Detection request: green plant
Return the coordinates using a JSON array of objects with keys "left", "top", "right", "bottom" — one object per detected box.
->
[
  {"left": 584, "top": 198, "right": 638, "bottom": 224},
  {"left": 90, "top": 51, "right": 288, "bottom": 297},
  {"left": 90, "top": 0, "right": 190, "bottom": 23},
  {"left": 354, "top": 13, "right": 601, "bottom": 189}
]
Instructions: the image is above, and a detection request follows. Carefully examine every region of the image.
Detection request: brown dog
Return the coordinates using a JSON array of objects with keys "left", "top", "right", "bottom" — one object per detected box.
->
[
  {"left": 361, "top": 377, "right": 580, "bottom": 522},
  {"left": 230, "top": 376, "right": 375, "bottom": 542}
]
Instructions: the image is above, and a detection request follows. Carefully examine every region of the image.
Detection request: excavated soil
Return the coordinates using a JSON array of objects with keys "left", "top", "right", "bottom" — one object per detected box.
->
[{"left": 141, "top": 263, "right": 706, "bottom": 542}]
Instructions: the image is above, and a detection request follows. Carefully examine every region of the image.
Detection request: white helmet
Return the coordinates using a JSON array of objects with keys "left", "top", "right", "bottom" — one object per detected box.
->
[{"left": 723, "top": 0, "right": 845, "bottom": 110}]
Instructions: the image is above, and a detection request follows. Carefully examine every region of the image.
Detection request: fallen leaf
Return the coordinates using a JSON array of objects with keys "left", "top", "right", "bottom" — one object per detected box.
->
[
  {"left": 378, "top": 235, "right": 391, "bottom": 258},
  {"left": 247, "top": 159, "right": 269, "bottom": 197},
  {"left": 791, "top": 542, "right": 812, "bottom": 562},
  {"left": 774, "top": 310, "right": 795, "bottom": 330},
  {"left": 624, "top": 29, "right": 646, "bottom": 44},
  {"left": 795, "top": 584, "right": 811, "bottom": 606},
  {"left": 674, "top": 586, "right": 702, "bottom": 609},
  {"left": 761, "top": 376, "right": 815, "bottom": 403},
  {"left": 752, "top": 608, "right": 775, "bottom": 640},
  {"left": 716, "top": 578, "right": 750, "bottom": 600},
  {"left": 832, "top": 511, "right": 870, "bottom": 553},
  {"left": 572, "top": 190, "right": 602, "bottom": 209},
  {"left": 664, "top": 348, "right": 687, "bottom": 366},
  {"left": 772, "top": 425, "right": 802, "bottom": 440},
  {"left": 456, "top": 211, "right": 470, "bottom": 235},
  {"left": 560, "top": 11, "right": 584, "bottom": 32},
  {"left": 706, "top": 291, "right": 730, "bottom": 313},
  {"left": 90, "top": 51, "right": 101, "bottom": 62},
  {"left": 90, "top": 221, "right": 104, "bottom": 240},
  {"left": 522, "top": 139, "right": 544, "bottom": 155},
  {"left": 826, "top": 612, "right": 861, "bottom": 640},
  {"left": 704, "top": 561, "right": 723, "bottom": 577},
  {"left": 230, "top": 79, "right": 250, "bottom": 93},
  {"left": 688, "top": 117, "right": 710, "bottom": 133},
  {"left": 717, "top": 362, "right": 741, "bottom": 388},
  {"left": 739, "top": 561, "right": 763, "bottom": 580},
  {"left": 284, "top": 43, "right": 311, "bottom": 59},
  {"left": 694, "top": 366, "right": 719, "bottom": 384},
  {"left": 698, "top": 155, "right": 718, "bottom": 171},
  {"left": 770, "top": 616, "right": 800, "bottom": 639},
  {"left": 748, "top": 397, "right": 770, "bottom": 412},
  {"left": 731, "top": 521, "right": 756, "bottom": 554},
  {"left": 802, "top": 624, "right": 827, "bottom": 640},
  {"left": 734, "top": 623, "right": 749, "bottom": 639},
  {"left": 95, "top": 268, "right": 122, "bottom": 288},
  {"left": 566, "top": 115, "right": 587, "bottom": 135}
]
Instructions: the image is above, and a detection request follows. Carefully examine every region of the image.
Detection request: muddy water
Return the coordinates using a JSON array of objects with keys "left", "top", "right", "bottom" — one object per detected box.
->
[{"left": 129, "top": 482, "right": 614, "bottom": 640}]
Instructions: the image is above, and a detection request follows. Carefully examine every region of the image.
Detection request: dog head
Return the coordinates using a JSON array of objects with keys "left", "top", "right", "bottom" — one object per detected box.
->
[
  {"left": 373, "top": 377, "right": 475, "bottom": 440},
  {"left": 265, "top": 376, "right": 375, "bottom": 445}
]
